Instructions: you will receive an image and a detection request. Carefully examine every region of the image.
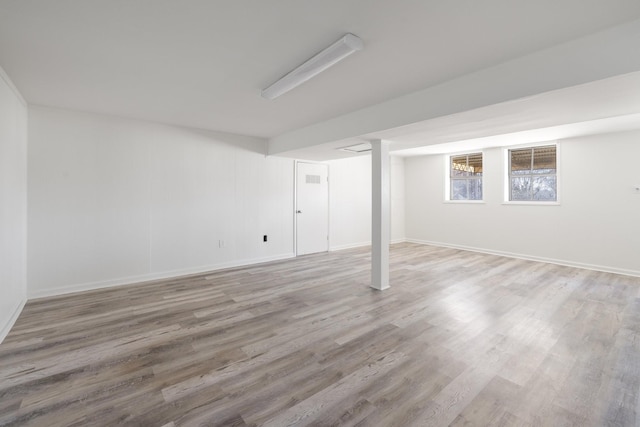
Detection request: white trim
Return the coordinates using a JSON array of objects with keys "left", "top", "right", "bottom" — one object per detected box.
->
[
  {"left": 406, "top": 238, "right": 640, "bottom": 278},
  {"left": 330, "top": 238, "right": 407, "bottom": 252},
  {"left": 295, "top": 160, "right": 330, "bottom": 256},
  {"left": 501, "top": 201, "right": 560, "bottom": 206},
  {"left": 293, "top": 162, "right": 298, "bottom": 256},
  {"left": 0, "top": 64, "right": 27, "bottom": 106},
  {"left": 0, "top": 298, "right": 27, "bottom": 344},
  {"left": 445, "top": 151, "right": 485, "bottom": 202},
  {"left": 330, "top": 241, "right": 371, "bottom": 251},
  {"left": 556, "top": 141, "right": 563, "bottom": 204},
  {"left": 443, "top": 154, "right": 449, "bottom": 200},
  {"left": 504, "top": 141, "right": 560, "bottom": 203},
  {"left": 444, "top": 200, "right": 486, "bottom": 204},
  {"left": 28, "top": 252, "right": 296, "bottom": 299}
]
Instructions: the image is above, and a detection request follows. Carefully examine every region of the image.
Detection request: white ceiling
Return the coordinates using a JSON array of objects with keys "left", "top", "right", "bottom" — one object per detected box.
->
[
  {"left": 280, "top": 71, "right": 640, "bottom": 161},
  {"left": 1, "top": 0, "right": 640, "bottom": 157}
]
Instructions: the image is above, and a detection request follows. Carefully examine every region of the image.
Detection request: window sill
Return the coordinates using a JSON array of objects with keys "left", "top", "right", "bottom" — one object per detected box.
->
[
  {"left": 502, "top": 201, "right": 560, "bottom": 206},
  {"left": 444, "top": 200, "right": 486, "bottom": 204}
]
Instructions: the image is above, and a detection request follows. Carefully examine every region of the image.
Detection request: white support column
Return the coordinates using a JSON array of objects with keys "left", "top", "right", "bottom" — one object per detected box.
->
[{"left": 371, "top": 139, "right": 390, "bottom": 290}]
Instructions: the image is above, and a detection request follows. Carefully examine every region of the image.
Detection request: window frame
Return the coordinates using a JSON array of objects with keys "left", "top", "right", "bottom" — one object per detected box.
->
[
  {"left": 503, "top": 142, "right": 561, "bottom": 205},
  {"left": 445, "top": 151, "right": 484, "bottom": 203}
]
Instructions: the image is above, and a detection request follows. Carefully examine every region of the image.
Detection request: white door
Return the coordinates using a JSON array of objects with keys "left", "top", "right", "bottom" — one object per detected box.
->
[{"left": 296, "top": 162, "right": 329, "bottom": 255}]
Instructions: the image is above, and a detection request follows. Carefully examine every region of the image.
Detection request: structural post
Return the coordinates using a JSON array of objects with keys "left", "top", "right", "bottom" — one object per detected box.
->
[{"left": 371, "top": 139, "right": 390, "bottom": 290}]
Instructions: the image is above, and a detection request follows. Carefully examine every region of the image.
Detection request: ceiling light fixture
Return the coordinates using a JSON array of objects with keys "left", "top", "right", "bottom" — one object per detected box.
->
[{"left": 261, "top": 33, "right": 364, "bottom": 100}]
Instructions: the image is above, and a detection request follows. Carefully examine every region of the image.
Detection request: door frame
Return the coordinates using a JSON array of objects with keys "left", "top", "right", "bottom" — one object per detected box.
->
[{"left": 294, "top": 160, "right": 330, "bottom": 256}]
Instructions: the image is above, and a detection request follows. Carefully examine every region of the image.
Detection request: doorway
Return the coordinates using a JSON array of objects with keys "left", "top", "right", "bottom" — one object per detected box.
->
[{"left": 296, "top": 162, "right": 329, "bottom": 255}]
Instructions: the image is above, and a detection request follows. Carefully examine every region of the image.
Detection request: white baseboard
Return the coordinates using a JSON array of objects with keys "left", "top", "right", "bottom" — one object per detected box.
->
[
  {"left": 330, "top": 241, "right": 371, "bottom": 251},
  {"left": 0, "top": 298, "right": 27, "bottom": 344},
  {"left": 28, "top": 252, "right": 296, "bottom": 299},
  {"left": 406, "top": 238, "right": 640, "bottom": 278},
  {"left": 330, "top": 238, "right": 407, "bottom": 252}
]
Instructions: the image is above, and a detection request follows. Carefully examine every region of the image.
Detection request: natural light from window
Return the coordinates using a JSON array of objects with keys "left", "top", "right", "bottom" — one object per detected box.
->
[
  {"left": 508, "top": 145, "right": 557, "bottom": 202},
  {"left": 449, "top": 152, "right": 483, "bottom": 201}
]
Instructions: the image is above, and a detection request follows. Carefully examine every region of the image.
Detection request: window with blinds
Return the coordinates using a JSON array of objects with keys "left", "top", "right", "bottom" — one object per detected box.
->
[
  {"left": 450, "top": 153, "right": 483, "bottom": 200},
  {"left": 509, "top": 145, "right": 557, "bottom": 201}
]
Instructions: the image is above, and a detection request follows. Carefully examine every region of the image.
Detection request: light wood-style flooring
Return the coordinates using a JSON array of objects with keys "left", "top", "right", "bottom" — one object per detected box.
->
[{"left": 1, "top": 243, "right": 640, "bottom": 426}]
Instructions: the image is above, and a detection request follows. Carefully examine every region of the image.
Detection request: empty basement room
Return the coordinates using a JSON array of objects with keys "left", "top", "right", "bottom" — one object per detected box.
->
[{"left": 2, "top": 2, "right": 640, "bottom": 426}]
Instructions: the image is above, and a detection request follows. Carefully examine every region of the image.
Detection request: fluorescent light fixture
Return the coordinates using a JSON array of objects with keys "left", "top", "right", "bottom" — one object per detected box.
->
[
  {"left": 261, "top": 33, "right": 363, "bottom": 100},
  {"left": 339, "top": 142, "right": 372, "bottom": 153}
]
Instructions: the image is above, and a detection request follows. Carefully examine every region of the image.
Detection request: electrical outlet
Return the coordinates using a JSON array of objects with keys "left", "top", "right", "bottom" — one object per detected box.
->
[
  {"left": 263, "top": 235, "right": 268, "bottom": 242},
  {"left": 218, "top": 240, "right": 225, "bottom": 248}
]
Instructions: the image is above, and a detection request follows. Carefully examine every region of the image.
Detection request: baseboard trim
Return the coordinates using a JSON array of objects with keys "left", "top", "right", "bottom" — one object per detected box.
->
[
  {"left": 0, "top": 298, "right": 27, "bottom": 344},
  {"left": 28, "top": 253, "right": 297, "bottom": 299},
  {"left": 330, "top": 238, "right": 407, "bottom": 252},
  {"left": 330, "top": 241, "right": 371, "bottom": 251},
  {"left": 406, "top": 238, "right": 640, "bottom": 278}
]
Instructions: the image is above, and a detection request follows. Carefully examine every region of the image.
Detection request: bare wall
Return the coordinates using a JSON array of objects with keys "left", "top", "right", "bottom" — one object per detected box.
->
[
  {"left": 405, "top": 130, "right": 640, "bottom": 276},
  {"left": 28, "top": 106, "right": 295, "bottom": 297},
  {"left": 329, "top": 154, "right": 405, "bottom": 250}
]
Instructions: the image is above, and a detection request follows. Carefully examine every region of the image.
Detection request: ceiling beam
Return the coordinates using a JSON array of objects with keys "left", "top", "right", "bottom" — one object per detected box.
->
[{"left": 268, "top": 18, "right": 640, "bottom": 156}]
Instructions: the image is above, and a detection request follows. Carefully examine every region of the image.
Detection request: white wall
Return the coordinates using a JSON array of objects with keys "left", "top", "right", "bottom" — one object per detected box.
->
[
  {"left": 28, "top": 106, "right": 295, "bottom": 297},
  {"left": 328, "top": 154, "right": 405, "bottom": 250},
  {"left": 0, "top": 68, "right": 27, "bottom": 342},
  {"left": 405, "top": 130, "right": 640, "bottom": 276},
  {"left": 391, "top": 155, "right": 406, "bottom": 243}
]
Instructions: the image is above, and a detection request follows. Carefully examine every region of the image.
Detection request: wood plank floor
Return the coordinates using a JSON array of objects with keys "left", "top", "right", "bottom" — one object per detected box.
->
[{"left": 2, "top": 242, "right": 640, "bottom": 426}]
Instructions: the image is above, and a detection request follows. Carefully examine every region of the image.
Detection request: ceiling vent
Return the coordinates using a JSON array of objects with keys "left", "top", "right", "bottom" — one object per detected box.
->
[{"left": 338, "top": 142, "right": 372, "bottom": 153}]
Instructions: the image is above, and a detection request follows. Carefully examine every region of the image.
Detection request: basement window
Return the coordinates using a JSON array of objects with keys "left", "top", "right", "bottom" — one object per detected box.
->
[
  {"left": 448, "top": 152, "right": 483, "bottom": 201},
  {"left": 508, "top": 145, "right": 557, "bottom": 202}
]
